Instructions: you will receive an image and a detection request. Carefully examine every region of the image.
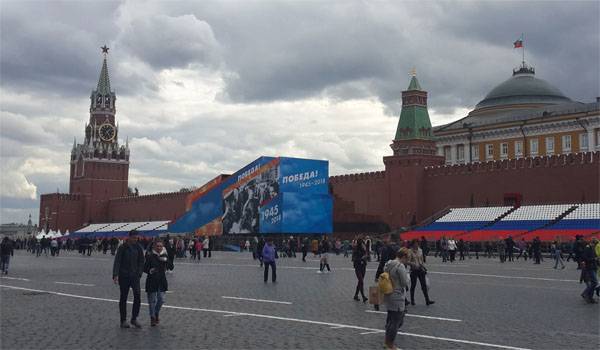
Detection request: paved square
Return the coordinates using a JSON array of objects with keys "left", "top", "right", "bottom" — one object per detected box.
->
[{"left": 1, "top": 250, "right": 598, "bottom": 349}]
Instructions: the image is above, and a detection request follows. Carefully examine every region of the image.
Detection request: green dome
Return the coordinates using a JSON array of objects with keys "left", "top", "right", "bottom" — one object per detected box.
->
[{"left": 475, "top": 67, "right": 571, "bottom": 110}]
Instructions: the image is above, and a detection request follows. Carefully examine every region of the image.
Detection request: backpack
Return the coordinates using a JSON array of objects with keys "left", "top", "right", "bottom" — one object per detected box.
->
[{"left": 378, "top": 272, "right": 394, "bottom": 295}]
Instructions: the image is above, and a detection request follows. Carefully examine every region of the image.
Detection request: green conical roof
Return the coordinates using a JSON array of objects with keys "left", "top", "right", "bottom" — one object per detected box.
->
[
  {"left": 96, "top": 58, "right": 111, "bottom": 95},
  {"left": 407, "top": 76, "right": 422, "bottom": 91},
  {"left": 394, "top": 75, "right": 433, "bottom": 140},
  {"left": 394, "top": 105, "right": 433, "bottom": 140}
]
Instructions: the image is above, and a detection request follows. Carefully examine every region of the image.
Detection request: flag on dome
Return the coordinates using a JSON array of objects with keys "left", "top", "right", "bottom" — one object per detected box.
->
[{"left": 513, "top": 35, "right": 523, "bottom": 48}]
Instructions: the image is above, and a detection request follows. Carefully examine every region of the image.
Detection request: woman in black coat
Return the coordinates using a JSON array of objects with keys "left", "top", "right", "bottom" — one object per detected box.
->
[
  {"left": 144, "top": 240, "right": 173, "bottom": 326},
  {"left": 352, "top": 238, "right": 368, "bottom": 302}
]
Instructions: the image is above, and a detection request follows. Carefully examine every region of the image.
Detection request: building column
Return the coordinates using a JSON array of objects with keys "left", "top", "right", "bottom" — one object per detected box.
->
[
  {"left": 589, "top": 128, "right": 596, "bottom": 151},
  {"left": 450, "top": 144, "right": 457, "bottom": 165}
]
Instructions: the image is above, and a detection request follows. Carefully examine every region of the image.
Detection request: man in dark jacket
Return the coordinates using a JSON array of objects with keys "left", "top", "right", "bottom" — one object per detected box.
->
[
  {"left": 580, "top": 239, "right": 598, "bottom": 304},
  {"left": 113, "top": 230, "right": 145, "bottom": 328},
  {"left": 505, "top": 236, "right": 515, "bottom": 262},
  {"left": 532, "top": 237, "right": 542, "bottom": 264},
  {"left": 1, "top": 237, "right": 14, "bottom": 275}
]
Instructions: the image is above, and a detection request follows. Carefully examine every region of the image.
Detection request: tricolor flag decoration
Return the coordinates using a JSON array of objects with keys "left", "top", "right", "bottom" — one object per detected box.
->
[{"left": 514, "top": 37, "right": 523, "bottom": 48}]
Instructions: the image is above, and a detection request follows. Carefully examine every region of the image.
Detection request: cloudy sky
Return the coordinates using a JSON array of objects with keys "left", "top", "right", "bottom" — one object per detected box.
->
[{"left": 1, "top": 1, "right": 598, "bottom": 224}]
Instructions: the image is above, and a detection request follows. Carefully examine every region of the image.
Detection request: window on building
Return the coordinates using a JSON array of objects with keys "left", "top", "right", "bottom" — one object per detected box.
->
[
  {"left": 580, "top": 133, "right": 588, "bottom": 151},
  {"left": 530, "top": 139, "right": 538, "bottom": 156},
  {"left": 515, "top": 141, "right": 523, "bottom": 157},
  {"left": 597, "top": 129, "right": 600, "bottom": 149},
  {"left": 500, "top": 143, "right": 508, "bottom": 159},
  {"left": 546, "top": 137, "right": 554, "bottom": 155},
  {"left": 471, "top": 144, "right": 479, "bottom": 162},
  {"left": 457, "top": 144, "right": 465, "bottom": 162},
  {"left": 444, "top": 147, "right": 451, "bottom": 164},
  {"left": 486, "top": 144, "right": 494, "bottom": 160},
  {"left": 562, "top": 135, "right": 571, "bottom": 152}
]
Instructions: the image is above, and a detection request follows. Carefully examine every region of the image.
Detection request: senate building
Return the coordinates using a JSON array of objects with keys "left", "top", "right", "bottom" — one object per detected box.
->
[
  {"left": 39, "top": 49, "right": 599, "bottom": 237},
  {"left": 434, "top": 63, "right": 599, "bottom": 165}
]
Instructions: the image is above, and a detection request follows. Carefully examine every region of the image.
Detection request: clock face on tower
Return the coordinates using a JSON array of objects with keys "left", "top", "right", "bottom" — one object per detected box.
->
[{"left": 99, "top": 123, "right": 116, "bottom": 142}]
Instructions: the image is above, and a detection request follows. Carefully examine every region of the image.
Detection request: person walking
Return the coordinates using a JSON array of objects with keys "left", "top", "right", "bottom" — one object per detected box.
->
[
  {"left": 419, "top": 236, "right": 429, "bottom": 263},
  {"left": 262, "top": 239, "right": 277, "bottom": 283},
  {"left": 440, "top": 237, "right": 449, "bottom": 262},
  {"left": 375, "top": 233, "right": 400, "bottom": 311},
  {"left": 383, "top": 248, "right": 410, "bottom": 350},
  {"left": 580, "top": 238, "right": 598, "bottom": 303},
  {"left": 497, "top": 238, "right": 506, "bottom": 263},
  {"left": 202, "top": 236, "right": 210, "bottom": 258},
  {"left": 516, "top": 238, "right": 527, "bottom": 260},
  {"left": 352, "top": 238, "right": 368, "bottom": 302},
  {"left": 194, "top": 239, "right": 202, "bottom": 262},
  {"left": 552, "top": 240, "right": 565, "bottom": 269},
  {"left": 532, "top": 237, "right": 542, "bottom": 264},
  {"left": 408, "top": 240, "right": 435, "bottom": 306},
  {"left": 144, "top": 240, "right": 172, "bottom": 326},
  {"left": 447, "top": 238, "right": 457, "bottom": 262},
  {"left": 457, "top": 239, "right": 465, "bottom": 261},
  {"left": 112, "top": 230, "right": 145, "bottom": 328},
  {"left": 301, "top": 237, "right": 309, "bottom": 262},
  {"left": 505, "top": 236, "right": 515, "bottom": 262},
  {"left": 0, "top": 237, "right": 14, "bottom": 275},
  {"left": 318, "top": 236, "right": 331, "bottom": 273}
]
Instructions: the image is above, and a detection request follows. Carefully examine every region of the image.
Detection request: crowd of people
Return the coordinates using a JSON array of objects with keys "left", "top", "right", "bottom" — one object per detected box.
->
[{"left": 1, "top": 230, "right": 598, "bottom": 349}]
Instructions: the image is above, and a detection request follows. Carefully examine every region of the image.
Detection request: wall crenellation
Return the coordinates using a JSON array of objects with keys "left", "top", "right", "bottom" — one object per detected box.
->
[
  {"left": 424, "top": 151, "right": 598, "bottom": 177},
  {"left": 109, "top": 191, "right": 189, "bottom": 203},
  {"left": 329, "top": 171, "right": 386, "bottom": 184}
]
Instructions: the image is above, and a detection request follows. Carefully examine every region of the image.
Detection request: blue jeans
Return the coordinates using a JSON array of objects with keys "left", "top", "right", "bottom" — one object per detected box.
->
[
  {"left": 583, "top": 270, "right": 598, "bottom": 300},
  {"left": 147, "top": 291, "right": 166, "bottom": 318},
  {"left": 553, "top": 250, "right": 564, "bottom": 268},
  {"left": 0, "top": 255, "right": 10, "bottom": 272}
]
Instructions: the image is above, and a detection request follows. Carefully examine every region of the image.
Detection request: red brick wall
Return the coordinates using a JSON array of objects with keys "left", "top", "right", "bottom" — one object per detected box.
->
[
  {"left": 107, "top": 192, "right": 189, "bottom": 223},
  {"left": 422, "top": 152, "right": 600, "bottom": 217},
  {"left": 38, "top": 193, "right": 85, "bottom": 233},
  {"left": 331, "top": 151, "right": 600, "bottom": 232},
  {"left": 329, "top": 171, "right": 388, "bottom": 219}
]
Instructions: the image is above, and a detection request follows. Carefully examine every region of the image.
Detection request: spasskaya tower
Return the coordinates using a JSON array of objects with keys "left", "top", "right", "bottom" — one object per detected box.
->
[{"left": 69, "top": 46, "right": 130, "bottom": 221}]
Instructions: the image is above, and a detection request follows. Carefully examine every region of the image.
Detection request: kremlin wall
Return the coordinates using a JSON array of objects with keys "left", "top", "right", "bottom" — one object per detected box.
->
[{"left": 39, "top": 51, "right": 599, "bottom": 237}]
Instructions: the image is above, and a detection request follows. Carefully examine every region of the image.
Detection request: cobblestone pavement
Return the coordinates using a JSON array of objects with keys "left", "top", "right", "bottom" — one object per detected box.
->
[{"left": 1, "top": 250, "right": 598, "bottom": 350}]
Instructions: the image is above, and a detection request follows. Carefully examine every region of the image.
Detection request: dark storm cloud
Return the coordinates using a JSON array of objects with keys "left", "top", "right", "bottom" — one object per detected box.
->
[
  {"left": 3, "top": 1, "right": 597, "bottom": 111},
  {"left": 119, "top": 14, "right": 221, "bottom": 69},
  {"left": 2, "top": 0, "right": 599, "bottom": 224}
]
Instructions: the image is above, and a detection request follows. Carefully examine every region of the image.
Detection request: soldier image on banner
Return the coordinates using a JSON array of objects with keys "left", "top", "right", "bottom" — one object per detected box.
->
[{"left": 222, "top": 165, "right": 279, "bottom": 234}]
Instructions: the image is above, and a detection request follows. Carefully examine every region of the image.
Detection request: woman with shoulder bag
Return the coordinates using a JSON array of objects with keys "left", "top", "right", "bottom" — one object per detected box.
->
[
  {"left": 382, "top": 248, "right": 411, "bottom": 350},
  {"left": 409, "top": 240, "right": 435, "bottom": 306},
  {"left": 352, "top": 238, "right": 368, "bottom": 302},
  {"left": 144, "top": 240, "right": 173, "bottom": 326}
]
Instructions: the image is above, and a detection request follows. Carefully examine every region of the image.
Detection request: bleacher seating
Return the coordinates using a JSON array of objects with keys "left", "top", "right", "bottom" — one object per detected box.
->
[
  {"left": 437, "top": 207, "right": 512, "bottom": 222},
  {"left": 72, "top": 220, "right": 171, "bottom": 238},
  {"left": 416, "top": 206, "right": 511, "bottom": 232},
  {"left": 402, "top": 203, "right": 600, "bottom": 242}
]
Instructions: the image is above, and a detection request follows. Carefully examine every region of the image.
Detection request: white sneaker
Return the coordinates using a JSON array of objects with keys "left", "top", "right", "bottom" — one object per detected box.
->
[{"left": 317, "top": 270, "right": 323, "bottom": 274}]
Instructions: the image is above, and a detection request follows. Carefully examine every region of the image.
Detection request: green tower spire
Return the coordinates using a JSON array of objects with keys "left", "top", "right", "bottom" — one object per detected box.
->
[
  {"left": 394, "top": 74, "right": 433, "bottom": 141},
  {"left": 90, "top": 45, "right": 116, "bottom": 113},
  {"left": 96, "top": 57, "right": 111, "bottom": 96}
]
